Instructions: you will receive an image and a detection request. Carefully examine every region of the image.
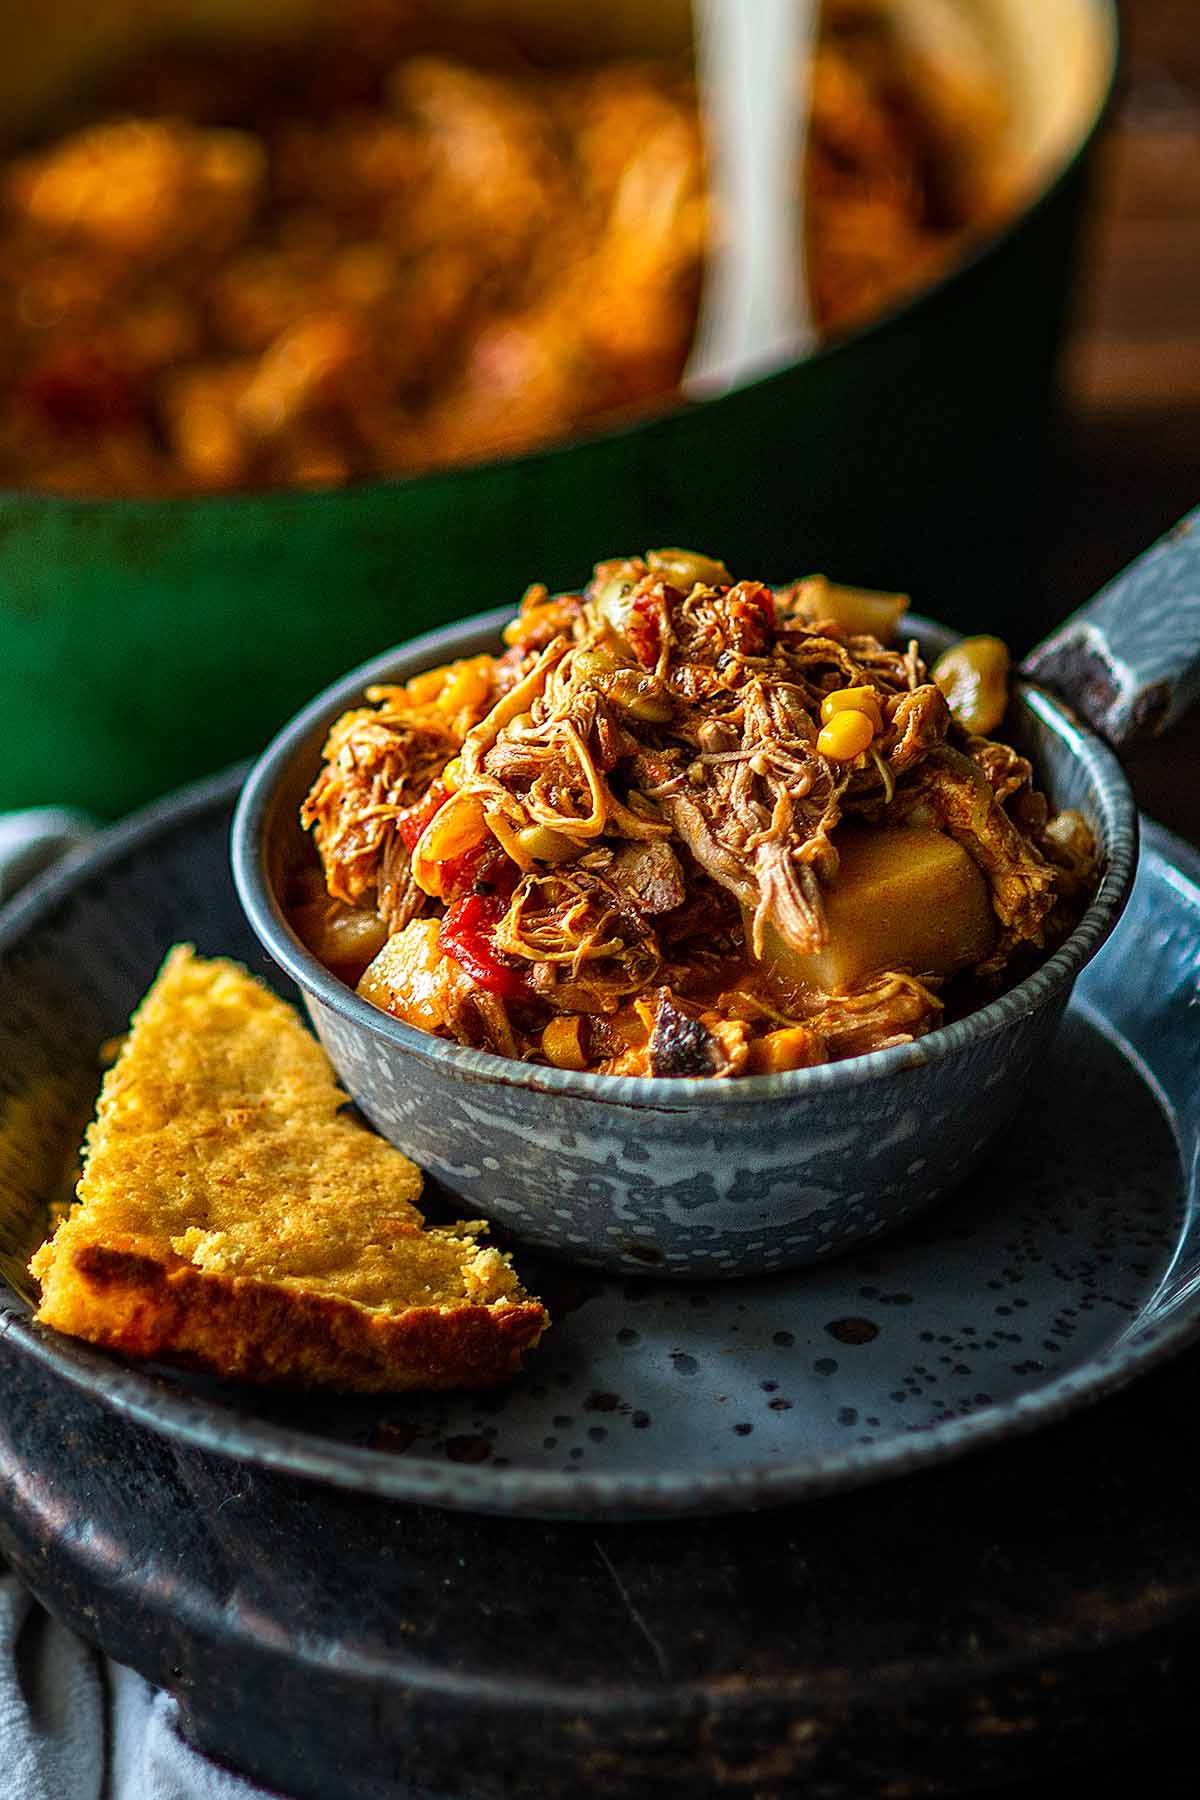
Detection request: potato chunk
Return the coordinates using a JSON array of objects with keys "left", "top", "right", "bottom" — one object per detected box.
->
[
  {"left": 358, "top": 919, "right": 474, "bottom": 1035},
  {"left": 760, "top": 826, "right": 995, "bottom": 993},
  {"left": 789, "top": 576, "right": 908, "bottom": 640},
  {"left": 292, "top": 895, "right": 386, "bottom": 986}
]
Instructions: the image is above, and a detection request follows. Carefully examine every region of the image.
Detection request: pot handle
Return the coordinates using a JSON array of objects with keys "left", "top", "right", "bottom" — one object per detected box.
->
[{"left": 1021, "top": 507, "right": 1200, "bottom": 756}]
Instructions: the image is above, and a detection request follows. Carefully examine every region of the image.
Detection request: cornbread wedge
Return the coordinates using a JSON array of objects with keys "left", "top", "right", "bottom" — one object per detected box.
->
[{"left": 30, "top": 946, "right": 547, "bottom": 1391}]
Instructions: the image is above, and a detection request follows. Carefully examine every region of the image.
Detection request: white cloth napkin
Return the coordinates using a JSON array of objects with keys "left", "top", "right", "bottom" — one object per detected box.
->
[
  {"left": 0, "top": 811, "right": 97, "bottom": 905},
  {"left": 1, "top": 1567, "right": 287, "bottom": 1800}
]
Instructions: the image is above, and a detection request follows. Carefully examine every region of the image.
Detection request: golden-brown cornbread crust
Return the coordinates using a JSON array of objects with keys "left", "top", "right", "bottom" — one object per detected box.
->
[
  {"left": 30, "top": 946, "right": 547, "bottom": 1390},
  {"left": 42, "top": 1234, "right": 546, "bottom": 1391}
]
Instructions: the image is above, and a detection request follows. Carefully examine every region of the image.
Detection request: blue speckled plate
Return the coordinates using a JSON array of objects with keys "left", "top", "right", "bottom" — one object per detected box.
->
[{"left": 1, "top": 770, "right": 1198, "bottom": 1520}]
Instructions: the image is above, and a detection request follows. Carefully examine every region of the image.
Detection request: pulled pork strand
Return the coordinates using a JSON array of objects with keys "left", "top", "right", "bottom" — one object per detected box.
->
[{"left": 296, "top": 549, "right": 1098, "bottom": 1077}]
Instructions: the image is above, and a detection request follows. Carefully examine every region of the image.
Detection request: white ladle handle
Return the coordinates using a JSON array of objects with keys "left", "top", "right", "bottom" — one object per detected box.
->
[{"left": 685, "top": 0, "right": 818, "bottom": 396}]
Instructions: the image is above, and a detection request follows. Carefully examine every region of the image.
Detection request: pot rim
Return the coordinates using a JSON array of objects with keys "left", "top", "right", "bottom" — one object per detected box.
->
[{"left": 231, "top": 603, "right": 1139, "bottom": 1114}]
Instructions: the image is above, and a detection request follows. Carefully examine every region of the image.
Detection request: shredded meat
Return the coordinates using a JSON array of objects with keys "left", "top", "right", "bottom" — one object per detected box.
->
[
  {"left": 898, "top": 747, "right": 1058, "bottom": 948},
  {"left": 300, "top": 657, "right": 499, "bottom": 927},
  {"left": 809, "top": 971, "right": 943, "bottom": 1058},
  {"left": 297, "top": 547, "right": 1098, "bottom": 1078},
  {"left": 301, "top": 710, "right": 456, "bottom": 913},
  {"left": 376, "top": 831, "right": 427, "bottom": 935},
  {"left": 609, "top": 841, "right": 687, "bottom": 916}
]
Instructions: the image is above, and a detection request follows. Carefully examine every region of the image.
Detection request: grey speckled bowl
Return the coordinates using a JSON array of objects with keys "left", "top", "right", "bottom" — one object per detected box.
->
[{"left": 232, "top": 517, "right": 1200, "bottom": 1279}]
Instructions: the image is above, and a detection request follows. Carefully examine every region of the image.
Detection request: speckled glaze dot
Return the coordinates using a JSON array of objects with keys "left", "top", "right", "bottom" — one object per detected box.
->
[{"left": 827, "top": 1318, "right": 880, "bottom": 1346}]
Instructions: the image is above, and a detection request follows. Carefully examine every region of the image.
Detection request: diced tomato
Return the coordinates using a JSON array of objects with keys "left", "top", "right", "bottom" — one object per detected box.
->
[
  {"left": 439, "top": 885, "right": 531, "bottom": 1001},
  {"left": 728, "top": 582, "right": 776, "bottom": 654},
  {"left": 628, "top": 592, "right": 664, "bottom": 668},
  {"left": 17, "top": 343, "right": 142, "bottom": 432},
  {"left": 396, "top": 780, "right": 448, "bottom": 852},
  {"left": 438, "top": 838, "right": 517, "bottom": 905}
]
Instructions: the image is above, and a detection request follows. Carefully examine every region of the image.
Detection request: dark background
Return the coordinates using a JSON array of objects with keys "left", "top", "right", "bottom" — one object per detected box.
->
[{"left": 1043, "top": 0, "right": 1200, "bottom": 845}]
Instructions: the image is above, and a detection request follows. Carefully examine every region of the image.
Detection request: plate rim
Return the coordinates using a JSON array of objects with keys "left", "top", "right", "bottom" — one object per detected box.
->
[{"left": 2, "top": 773, "right": 1197, "bottom": 1521}]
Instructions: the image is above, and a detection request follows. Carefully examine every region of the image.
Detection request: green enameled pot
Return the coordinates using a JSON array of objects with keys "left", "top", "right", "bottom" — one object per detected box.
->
[{"left": 0, "top": 0, "right": 1116, "bottom": 819}]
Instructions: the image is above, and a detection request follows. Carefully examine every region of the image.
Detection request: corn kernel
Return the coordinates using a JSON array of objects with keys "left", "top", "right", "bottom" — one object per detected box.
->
[
  {"left": 441, "top": 756, "right": 463, "bottom": 791},
  {"left": 816, "top": 709, "right": 875, "bottom": 761},
  {"left": 820, "top": 686, "right": 883, "bottom": 733}
]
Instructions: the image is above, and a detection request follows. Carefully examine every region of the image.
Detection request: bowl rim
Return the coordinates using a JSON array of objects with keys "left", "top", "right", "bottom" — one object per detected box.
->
[
  {"left": 231, "top": 602, "right": 1139, "bottom": 1112},
  {"left": 0, "top": 0, "right": 1118, "bottom": 515}
]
